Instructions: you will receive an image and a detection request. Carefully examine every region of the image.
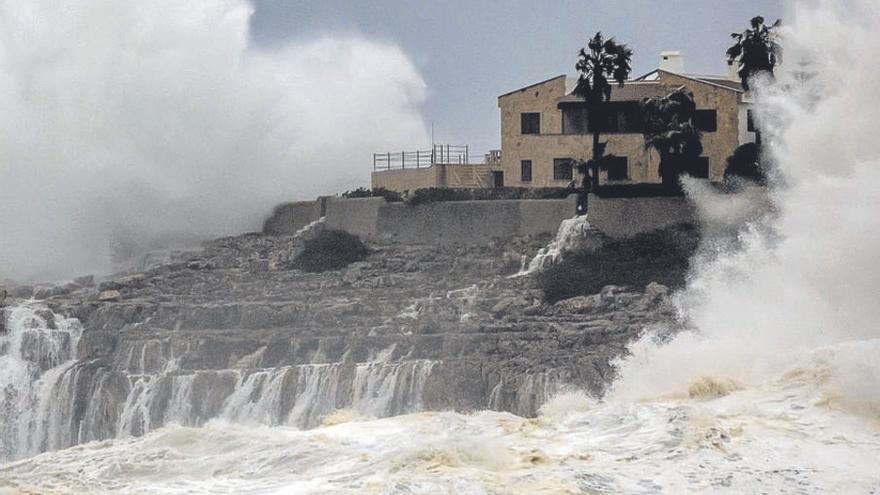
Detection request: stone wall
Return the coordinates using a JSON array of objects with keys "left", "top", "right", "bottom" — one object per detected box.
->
[
  {"left": 265, "top": 195, "right": 578, "bottom": 243},
  {"left": 374, "top": 197, "right": 577, "bottom": 244},
  {"left": 263, "top": 193, "right": 697, "bottom": 242},
  {"left": 324, "top": 197, "right": 385, "bottom": 239},
  {"left": 262, "top": 198, "right": 326, "bottom": 234},
  {"left": 585, "top": 193, "right": 694, "bottom": 238}
]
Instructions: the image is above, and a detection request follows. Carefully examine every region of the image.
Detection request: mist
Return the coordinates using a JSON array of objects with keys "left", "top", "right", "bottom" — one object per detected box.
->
[
  {"left": 0, "top": 0, "right": 429, "bottom": 282},
  {"left": 611, "top": 0, "right": 880, "bottom": 409}
]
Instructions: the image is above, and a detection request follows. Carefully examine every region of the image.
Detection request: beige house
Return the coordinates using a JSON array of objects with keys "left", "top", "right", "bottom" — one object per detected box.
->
[{"left": 497, "top": 52, "right": 755, "bottom": 188}]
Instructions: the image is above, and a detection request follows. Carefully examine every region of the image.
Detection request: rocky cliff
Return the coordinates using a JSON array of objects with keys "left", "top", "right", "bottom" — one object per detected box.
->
[{"left": 0, "top": 222, "right": 676, "bottom": 460}]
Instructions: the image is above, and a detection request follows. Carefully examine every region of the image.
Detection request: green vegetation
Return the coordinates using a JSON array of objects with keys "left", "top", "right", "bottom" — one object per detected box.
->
[
  {"left": 293, "top": 230, "right": 368, "bottom": 273},
  {"left": 572, "top": 32, "right": 634, "bottom": 193},
  {"left": 341, "top": 187, "right": 403, "bottom": 202},
  {"left": 640, "top": 88, "right": 703, "bottom": 193},
  {"left": 726, "top": 16, "right": 782, "bottom": 91},
  {"left": 537, "top": 224, "right": 699, "bottom": 303},
  {"left": 724, "top": 143, "right": 765, "bottom": 184},
  {"left": 405, "top": 187, "right": 574, "bottom": 206},
  {"left": 720, "top": 16, "right": 782, "bottom": 186}
]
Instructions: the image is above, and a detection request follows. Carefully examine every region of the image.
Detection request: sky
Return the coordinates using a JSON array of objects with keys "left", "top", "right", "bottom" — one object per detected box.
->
[{"left": 250, "top": 0, "right": 785, "bottom": 156}]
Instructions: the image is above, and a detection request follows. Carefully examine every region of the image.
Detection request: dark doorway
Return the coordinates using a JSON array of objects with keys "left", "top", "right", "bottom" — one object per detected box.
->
[{"left": 492, "top": 171, "right": 504, "bottom": 188}]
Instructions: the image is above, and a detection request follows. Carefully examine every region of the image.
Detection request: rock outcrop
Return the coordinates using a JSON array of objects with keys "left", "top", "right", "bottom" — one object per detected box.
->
[{"left": 0, "top": 229, "right": 677, "bottom": 460}]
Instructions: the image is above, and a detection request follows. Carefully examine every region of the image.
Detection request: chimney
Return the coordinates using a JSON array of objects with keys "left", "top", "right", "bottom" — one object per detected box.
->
[
  {"left": 659, "top": 51, "right": 684, "bottom": 73},
  {"left": 726, "top": 60, "right": 739, "bottom": 81}
]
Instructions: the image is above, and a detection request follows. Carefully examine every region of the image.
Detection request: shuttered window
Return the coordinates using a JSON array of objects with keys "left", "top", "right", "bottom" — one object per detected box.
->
[{"left": 521, "top": 160, "right": 532, "bottom": 182}]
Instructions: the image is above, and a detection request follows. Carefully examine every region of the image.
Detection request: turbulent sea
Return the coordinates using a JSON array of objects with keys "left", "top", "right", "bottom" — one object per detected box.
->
[
  {"left": 2, "top": 364, "right": 879, "bottom": 494},
  {"left": 4, "top": 1, "right": 880, "bottom": 493}
]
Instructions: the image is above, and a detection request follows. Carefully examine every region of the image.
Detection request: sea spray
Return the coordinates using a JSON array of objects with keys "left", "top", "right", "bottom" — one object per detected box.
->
[
  {"left": 611, "top": 1, "right": 880, "bottom": 408},
  {"left": 4, "top": 2, "right": 880, "bottom": 492},
  {"left": 0, "top": 1, "right": 428, "bottom": 281}
]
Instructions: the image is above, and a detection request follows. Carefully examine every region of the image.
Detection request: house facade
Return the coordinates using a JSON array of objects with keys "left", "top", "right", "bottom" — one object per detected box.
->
[{"left": 497, "top": 53, "right": 755, "bottom": 188}]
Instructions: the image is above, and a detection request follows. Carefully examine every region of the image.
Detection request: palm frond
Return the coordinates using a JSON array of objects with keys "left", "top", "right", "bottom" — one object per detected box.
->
[
  {"left": 730, "top": 15, "right": 783, "bottom": 89},
  {"left": 573, "top": 33, "right": 632, "bottom": 103},
  {"left": 726, "top": 44, "right": 742, "bottom": 62}
]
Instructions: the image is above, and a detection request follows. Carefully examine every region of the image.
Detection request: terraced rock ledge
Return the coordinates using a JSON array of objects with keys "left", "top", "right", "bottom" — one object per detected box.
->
[{"left": 0, "top": 223, "right": 677, "bottom": 460}]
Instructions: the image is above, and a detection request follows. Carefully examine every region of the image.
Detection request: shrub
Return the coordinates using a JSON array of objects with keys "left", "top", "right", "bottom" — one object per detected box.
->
[
  {"left": 293, "top": 230, "right": 368, "bottom": 273},
  {"left": 537, "top": 223, "right": 699, "bottom": 302},
  {"left": 341, "top": 187, "right": 403, "bottom": 202},
  {"left": 405, "top": 187, "right": 573, "bottom": 206},
  {"left": 723, "top": 143, "right": 765, "bottom": 183}
]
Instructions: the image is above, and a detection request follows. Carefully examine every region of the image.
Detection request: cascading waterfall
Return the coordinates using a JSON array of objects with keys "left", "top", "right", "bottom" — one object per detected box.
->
[
  {"left": 0, "top": 302, "right": 83, "bottom": 460},
  {"left": 0, "top": 305, "right": 457, "bottom": 461}
]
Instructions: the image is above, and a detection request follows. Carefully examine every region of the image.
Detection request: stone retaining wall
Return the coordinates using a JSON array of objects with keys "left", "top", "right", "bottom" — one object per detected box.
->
[
  {"left": 262, "top": 198, "right": 327, "bottom": 235},
  {"left": 263, "top": 193, "right": 696, "bottom": 242},
  {"left": 585, "top": 194, "right": 694, "bottom": 238}
]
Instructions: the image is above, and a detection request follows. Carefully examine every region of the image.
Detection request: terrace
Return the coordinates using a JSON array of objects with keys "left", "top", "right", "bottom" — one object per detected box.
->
[
  {"left": 371, "top": 145, "right": 503, "bottom": 191},
  {"left": 372, "top": 144, "right": 500, "bottom": 170}
]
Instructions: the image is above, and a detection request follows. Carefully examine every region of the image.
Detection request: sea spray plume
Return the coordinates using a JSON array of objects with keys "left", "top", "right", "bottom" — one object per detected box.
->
[
  {"left": 610, "top": 0, "right": 880, "bottom": 413},
  {"left": 0, "top": 0, "right": 428, "bottom": 282}
]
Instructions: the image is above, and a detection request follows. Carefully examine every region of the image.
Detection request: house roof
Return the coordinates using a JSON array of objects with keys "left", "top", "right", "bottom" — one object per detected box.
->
[
  {"left": 497, "top": 74, "right": 567, "bottom": 99},
  {"left": 500, "top": 67, "right": 744, "bottom": 102},
  {"left": 635, "top": 69, "right": 744, "bottom": 92},
  {"left": 691, "top": 75, "right": 743, "bottom": 91}
]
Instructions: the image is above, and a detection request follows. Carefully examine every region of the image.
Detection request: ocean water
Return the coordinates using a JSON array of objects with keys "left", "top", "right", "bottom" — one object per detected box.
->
[
  {"left": 4, "top": 0, "right": 880, "bottom": 493},
  {"left": 1, "top": 360, "right": 878, "bottom": 494}
]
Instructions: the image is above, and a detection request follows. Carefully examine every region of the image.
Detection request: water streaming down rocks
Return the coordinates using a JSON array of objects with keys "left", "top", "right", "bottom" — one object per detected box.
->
[
  {"left": 519, "top": 215, "right": 606, "bottom": 274},
  {"left": 0, "top": 221, "right": 673, "bottom": 461},
  {"left": 0, "top": 303, "right": 83, "bottom": 459}
]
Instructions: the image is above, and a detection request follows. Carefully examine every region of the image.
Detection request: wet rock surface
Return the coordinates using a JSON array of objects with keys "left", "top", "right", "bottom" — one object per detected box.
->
[{"left": 3, "top": 229, "right": 677, "bottom": 456}]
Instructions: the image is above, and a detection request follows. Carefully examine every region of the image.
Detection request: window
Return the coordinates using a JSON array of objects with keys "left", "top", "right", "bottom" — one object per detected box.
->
[
  {"left": 562, "top": 108, "right": 589, "bottom": 134},
  {"left": 553, "top": 158, "right": 572, "bottom": 180},
  {"left": 693, "top": 109, "right": 717, "bottom": 132},
  {"left": 613, "top": 106, "right": 645, "bottom": 133},
  {"left": 605, "top": 156, "right": 628, "bottom": 181},
  {"left": 521, "top": 113, "right": 540, "bottom": 134},
  {"left": 520, "top": 160, "right": 532, "bottom": 182},
  {"left": 747, "top": 109, "right": 756, "bottom": 132},
  {"left": 560, "top": 102, "right": 644, "bottom": 134},
  {"left": 687, "top": 157, "right": 710, "bottom": 178}
]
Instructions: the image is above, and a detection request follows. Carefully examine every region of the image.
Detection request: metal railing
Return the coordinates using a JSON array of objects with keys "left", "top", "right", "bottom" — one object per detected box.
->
[{"left": 373, "top": 144, "right": 479, "bottom": 170}]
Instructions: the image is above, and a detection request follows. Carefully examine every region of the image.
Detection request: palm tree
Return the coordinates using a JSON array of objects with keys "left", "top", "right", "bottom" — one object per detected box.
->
[
  {"left": 641, "top": 88, "right": 703, "bottom": 193},
  {"left": 572, "top": 32, "right": 633, "bottom": 192},
  {"left": 725, "top": 16, "right": 782, "bottom": 184},
  {"left": 726, "top": 16, "right": 782, "bottom": 91}
]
